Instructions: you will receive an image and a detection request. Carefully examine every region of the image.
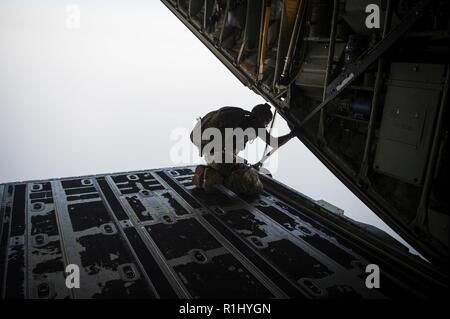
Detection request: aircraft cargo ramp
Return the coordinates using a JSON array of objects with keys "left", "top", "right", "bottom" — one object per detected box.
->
[{"left": 0, "top": 166, "right": 446, "bottom": 299}]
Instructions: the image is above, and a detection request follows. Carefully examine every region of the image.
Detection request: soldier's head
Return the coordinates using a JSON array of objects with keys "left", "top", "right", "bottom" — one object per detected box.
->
[{"left": 252, "top": 103, "right": 273, "bottom": 127}]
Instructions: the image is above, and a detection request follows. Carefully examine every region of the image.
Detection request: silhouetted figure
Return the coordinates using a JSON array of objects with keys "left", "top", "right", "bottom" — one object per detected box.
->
[{"left": 190, "top": 104, "right": 293, "bottom": 195}]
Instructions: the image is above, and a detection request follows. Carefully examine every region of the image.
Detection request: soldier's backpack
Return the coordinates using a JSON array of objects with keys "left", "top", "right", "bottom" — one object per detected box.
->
[{"left": 190, "top": 106, "right": 252, "bottom": 156}]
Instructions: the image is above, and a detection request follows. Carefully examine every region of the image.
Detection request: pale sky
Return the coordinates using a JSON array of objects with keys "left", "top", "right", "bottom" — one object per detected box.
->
[{"left": 0, "top": 0, "right": 418, "bottom": 254}]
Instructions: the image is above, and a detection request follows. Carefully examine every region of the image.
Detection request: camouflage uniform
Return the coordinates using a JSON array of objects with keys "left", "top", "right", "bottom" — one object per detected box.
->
[
  {"left": 192, "top": 163, "right": 263, "bottom": 196},
  {"left": 190, "top": 106, "right": 272, "bottom": 196}
]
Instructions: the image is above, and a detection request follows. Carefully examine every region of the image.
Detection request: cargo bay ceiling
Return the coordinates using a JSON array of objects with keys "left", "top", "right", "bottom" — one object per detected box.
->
[{"left": 161, "top": 0, "right": 449, "bottom": 267}]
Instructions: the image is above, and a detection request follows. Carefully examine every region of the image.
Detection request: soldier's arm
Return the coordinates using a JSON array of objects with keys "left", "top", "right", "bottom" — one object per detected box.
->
[{"left": 258, "top": 129, "right": 295, "bottom": 148}]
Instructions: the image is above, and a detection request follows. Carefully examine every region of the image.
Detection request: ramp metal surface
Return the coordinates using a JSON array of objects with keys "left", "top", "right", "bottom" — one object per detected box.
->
[{"left": 0, "top": 166, "right": 445, "bottom": 298}]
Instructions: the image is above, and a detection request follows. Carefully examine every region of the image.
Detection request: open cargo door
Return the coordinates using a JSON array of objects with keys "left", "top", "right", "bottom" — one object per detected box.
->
[{"left": 161, "top": 0, "right": 449, "bottom": 269}]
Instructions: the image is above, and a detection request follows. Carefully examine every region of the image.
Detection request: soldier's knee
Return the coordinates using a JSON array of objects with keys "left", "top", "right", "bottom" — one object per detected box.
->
[
  {"left": 226, "top": 167, "right": 263, "bottom": 196},
  {"left": 192, "top": 165, "right": 224, "bottom": 193},
  {"left": 203, "top": 167, "right": 224, "bottom": 193},
  {"left": 192, "top": 165, "right": 207, "bottom": 188}
]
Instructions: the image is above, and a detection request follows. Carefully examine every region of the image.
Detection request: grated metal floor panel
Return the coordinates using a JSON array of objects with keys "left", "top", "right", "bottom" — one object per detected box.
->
[{"left": 0, "top": 166, "right": 444, "bottom": 299}]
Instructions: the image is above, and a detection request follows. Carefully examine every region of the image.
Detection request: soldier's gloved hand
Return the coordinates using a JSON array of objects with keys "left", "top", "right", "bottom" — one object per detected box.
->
[
  {"left": 252, "top": 162, "right": 263, "bottom": 170},
  {"left": 238, "top": 157, "right": 249, "bottom": 165}
]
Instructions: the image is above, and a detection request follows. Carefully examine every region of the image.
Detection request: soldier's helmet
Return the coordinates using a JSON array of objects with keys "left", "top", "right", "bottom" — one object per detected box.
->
[{"left": 251, "top": 103, "right": 272, "bottom": 127}]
